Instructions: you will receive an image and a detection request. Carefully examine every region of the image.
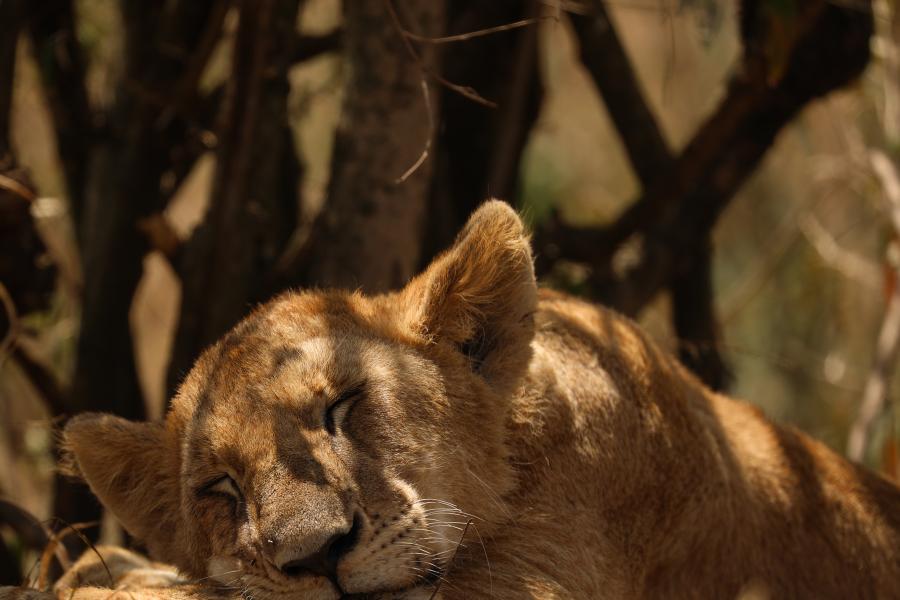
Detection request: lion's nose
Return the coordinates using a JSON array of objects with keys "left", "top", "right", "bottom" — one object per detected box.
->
[{"left": 276, "top": 513, "right": 361, "bottom": 579}]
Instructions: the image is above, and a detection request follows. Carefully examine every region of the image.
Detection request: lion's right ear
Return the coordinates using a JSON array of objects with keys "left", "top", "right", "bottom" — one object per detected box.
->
[
  {"left": 401, "top": 200, "right": 537, "bottom": 394},
  {"left": 62, "top": 413, "right": 186, "bottom": 564}
]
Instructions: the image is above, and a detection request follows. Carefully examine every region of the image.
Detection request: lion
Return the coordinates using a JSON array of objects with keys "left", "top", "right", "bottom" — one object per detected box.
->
[{"left": 5, "top": 201, "right": 900, "bottom": 599}]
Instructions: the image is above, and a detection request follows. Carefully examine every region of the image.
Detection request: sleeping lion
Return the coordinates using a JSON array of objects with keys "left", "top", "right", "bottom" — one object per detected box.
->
[{"left": 8, "top": 201, "right": 900, "bottom": 599}]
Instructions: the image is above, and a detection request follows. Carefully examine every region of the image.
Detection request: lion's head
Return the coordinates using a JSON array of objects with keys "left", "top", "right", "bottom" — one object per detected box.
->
[{"left": 63, "top": 201, "right": 536, "bottom": 599}]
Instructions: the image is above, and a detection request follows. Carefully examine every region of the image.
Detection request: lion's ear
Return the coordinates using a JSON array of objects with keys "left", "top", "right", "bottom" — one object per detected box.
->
[
  {"left": 62, "top": 413, "right": 186, "bottom": 565},
  {"left": 403, "top": 200, "right": 537, "bottom": 390}
]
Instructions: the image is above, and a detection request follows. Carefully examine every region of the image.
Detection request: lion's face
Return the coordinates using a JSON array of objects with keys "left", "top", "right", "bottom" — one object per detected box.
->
[
  {"left": 177, "top": 301, "right": 486, "bottom": 598},
  {"left": 63, "top": 201, "right": 536, "bottom": 599}
]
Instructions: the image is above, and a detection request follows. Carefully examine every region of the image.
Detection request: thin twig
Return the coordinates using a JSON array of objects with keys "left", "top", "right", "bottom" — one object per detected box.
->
[
  {"left": 0, "top": 173, "right": 36, "bottom": 202},
  {"left": 0, "top": 281, "right": 18, "bottom": 361},
  {"left": 847, "top": 150, "right": 900, "bottom": 460},
  {"left": 846, "top": 263, "right": 900, "bottom": 461},
  {"left": 402, "top": 17, "right": 551, "bottom": 44},
  {"left": 396, "top": 79, "right": 434, "bottom": 184},
  {"left": 799, "top": 212, "right": 881, "bottom": 290},
  {"left": 870, "top": 151, "right": 900, "bottom": 234},
  {"left": 383, "top": 0, "right": 497, "bottom": 108}
]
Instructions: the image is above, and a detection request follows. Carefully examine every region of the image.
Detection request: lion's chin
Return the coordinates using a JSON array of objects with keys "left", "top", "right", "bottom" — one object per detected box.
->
[{"left": 207, "top": 554, "right": 435, "bottom": 599}]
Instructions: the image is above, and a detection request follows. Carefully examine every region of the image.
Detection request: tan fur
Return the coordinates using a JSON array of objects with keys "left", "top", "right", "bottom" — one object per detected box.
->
[{"left": 55, "top": 201, "right": 900, "bottom": 599}]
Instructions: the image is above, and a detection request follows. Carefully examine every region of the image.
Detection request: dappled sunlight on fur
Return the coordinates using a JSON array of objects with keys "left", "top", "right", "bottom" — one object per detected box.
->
[{"left": 42, "top": 201, "right": 900, "bottom": 599}]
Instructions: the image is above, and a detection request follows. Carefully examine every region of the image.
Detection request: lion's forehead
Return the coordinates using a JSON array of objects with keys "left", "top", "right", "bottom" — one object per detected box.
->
[
  {"left": 192, "top": 333, "right": 388, "bottom": 411},
  {"left": 178, "top": 331, "right": 426, "bottom": 469}
]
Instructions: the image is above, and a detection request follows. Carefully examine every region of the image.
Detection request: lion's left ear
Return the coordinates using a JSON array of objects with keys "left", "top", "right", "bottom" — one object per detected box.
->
[
  {"left": 62, "top": 414, "right": 187, "bottom": 566},
  {"left": 402, "top": 200, "right": 537, "bottom": 391}
]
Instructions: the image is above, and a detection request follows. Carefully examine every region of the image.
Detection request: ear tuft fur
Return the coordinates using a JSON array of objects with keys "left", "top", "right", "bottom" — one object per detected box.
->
[{"left": 404, "top": 200, "right": 537, "bottom": 391}]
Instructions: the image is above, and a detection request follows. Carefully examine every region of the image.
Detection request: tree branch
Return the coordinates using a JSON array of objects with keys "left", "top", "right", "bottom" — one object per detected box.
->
[
  {"left": 302, "top": 1, "right": 444, "bottom": 290},
  {"left": 569, "top": 1, "right": 672, "bottom": 187},
  {"left": 0, "top": 0, "right": 25, "bottom": 159},
  {"left": 846, "top": 150, "right": 900, "bottom": 461},
  {"left": 540, "top": 0, "right": 873, "bottom": 318},
  {"left": 670, "top": 243, "right": 733, "bottom": 390},
  {"left": 548, "top": 1, "right": 738, "bottom": 389},
  {"left": 55, "top": 0, "right": 234, "bottom": 535},
  {"left": 168, "top": 0, "right": 303, "bottom": 395},
  {"left": 846, "top": 267, "right": 900, "bottom": 462},
  {"left": 424, "top": 0, "right": 542, "bottom": 263}
]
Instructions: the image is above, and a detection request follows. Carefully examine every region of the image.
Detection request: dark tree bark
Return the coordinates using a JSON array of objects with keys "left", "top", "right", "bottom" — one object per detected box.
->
[
  {"left": 605, "top": 0, "right": 873, "bottom": 313},
  {"left": 26, "top": 0, "right": 92, "bottom": 229},
  {"left": 0, "top": 0, "right": 23, "bottom": 159},
  {"left": 168, "top": 0, "right": 302, "bottom": 394},
  {"left": 537, "top": 0, "right": 873, "bottom": 316},
  {"left": 303, "top": 1, "right": 445, "bottom": 291},
  {"left": 670, "top": 243, "right": 733, "bottom": 389},
  {"left": 51, "top": 0, "right": 231, "bottom": 536},
  {"left": 570, "top": 1, "right": 733, "bottom": 390},
  {"left": 423, "top": 0, "right": 543, "bottom": 262},
  {"left": 570, "top": 2, "right": 671, "bottom": 186}
]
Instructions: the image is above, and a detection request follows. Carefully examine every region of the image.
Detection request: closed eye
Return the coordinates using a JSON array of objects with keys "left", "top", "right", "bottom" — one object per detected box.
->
[
  {"left": 197, "top": 474, "right": 242, "bottom": 501},
  {"left": 325, "top": 385, "right": 365, "bottom": 435}
]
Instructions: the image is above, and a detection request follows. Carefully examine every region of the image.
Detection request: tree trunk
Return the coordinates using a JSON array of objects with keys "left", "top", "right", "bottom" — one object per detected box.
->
[
  {"left": 424, "top": 0, "right": 543, "bottom": 262},
  {"left": 52, "top": 0, "right": 229, "bottom": 537},
  {"left": 167, "top": 0, "right": 302, "bottom": 395},
  {"left": 304, "top": 2, "right": 445, "bottom": 292}
]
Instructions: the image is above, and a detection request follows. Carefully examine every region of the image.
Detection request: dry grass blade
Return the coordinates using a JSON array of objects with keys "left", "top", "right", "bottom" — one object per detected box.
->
[
  {"left": 37, "top": 521, "right": 98, "bottom": 590},
  {"left": 44, "top": 519, "right": 112, "bottom": 589},
  {"left": 36, "top": 537, "right": 61, "bottom": 590}
]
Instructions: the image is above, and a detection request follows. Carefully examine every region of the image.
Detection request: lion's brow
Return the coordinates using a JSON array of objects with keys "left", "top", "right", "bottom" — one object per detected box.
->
[{"left": 269, "top": 345, "right": 304, "bottom": 376}]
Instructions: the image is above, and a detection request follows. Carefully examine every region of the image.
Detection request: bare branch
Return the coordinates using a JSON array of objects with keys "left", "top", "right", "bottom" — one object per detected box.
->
[
  {"left": 670, "top": 244, "right": 733, "bottom": 391},
  {"left": 0, "top": 0, "right": 25, "bottom": 157},
  {"left": 846, "top": 264, "right": 900, "bottom": 461},
  {"left": 402, "top": 16, "right": 549, "bottom": 44},
  {"left": 396, "top": 79, "right": 434, "bottom": 184},
  {"left": 0, "top": 174, "right": 35, "bottom": 203},
  {"left": 423, "top": 0, "right": 544, "bottom": 264},
  {"left": 384, "top": 0, "right": 496, "bottom": 108},
  {"left": 799, "top": 212, "right": 881, "bottom": 290},
  {"left": 846, "top": 150, "right": 900, "bottom": 461},
  {"left": 569, "top": 0, "right": 673, "bottom": 187}
]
